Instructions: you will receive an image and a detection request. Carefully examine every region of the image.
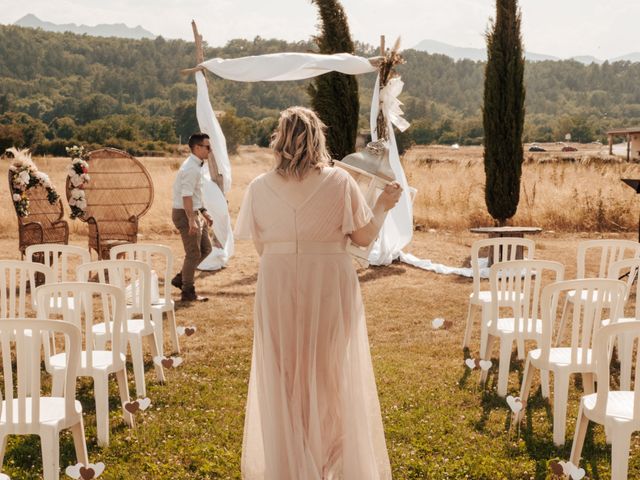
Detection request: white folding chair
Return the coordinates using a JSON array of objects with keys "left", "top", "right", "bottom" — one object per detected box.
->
[
  {"left": 25, "top": 244, "right": 91, "bottom": 315},
  {"left": 558, "top": 239, "right": 640, "bottom": 343},
  {"left": 110, "top": 244, "right": 180, "bottom": 353},
  {"left": 0, "top": 319, "right": 88, "bottom": 479},
  {"left": 570, "top": 321, "right": 640, "bottom": 480},
  {"left": 481, "top": 259, "right": 564, "bottom": 397},
  {"left": 462, "top": 237, "right": 536, "bottom": 357},
  {"left": 0, "top": 260, "right": 52, "bottom": 319},
  {"left": 77, "top": 260, "right": 165, "bottom": 398},
  {"left": 36, "top": 282, "right": 134, "bottom": 447},
  {"left": 516, "top": 278, "right": 626, "bottom": 446}
]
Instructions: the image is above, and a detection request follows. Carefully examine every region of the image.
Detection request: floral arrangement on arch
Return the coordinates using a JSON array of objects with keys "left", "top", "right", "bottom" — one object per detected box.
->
[
  {"left": 8, "top": 148, "right": 60, "bottom": 217},
  {"left": 66, "top": 145, "right": 90, "bottom": 219}
]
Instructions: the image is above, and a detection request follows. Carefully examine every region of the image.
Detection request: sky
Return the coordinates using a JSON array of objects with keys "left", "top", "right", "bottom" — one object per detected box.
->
[{"left": 0, "top": 0, "right": 638, "bottom": 60}]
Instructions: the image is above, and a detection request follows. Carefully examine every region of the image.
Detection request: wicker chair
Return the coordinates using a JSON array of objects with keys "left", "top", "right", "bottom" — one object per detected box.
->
[
  {"left": 8, "top": 171, "right": 69, "bottom": 258},
  {"left": 67, "top": 148, "right": 154, "bottom": 259}
]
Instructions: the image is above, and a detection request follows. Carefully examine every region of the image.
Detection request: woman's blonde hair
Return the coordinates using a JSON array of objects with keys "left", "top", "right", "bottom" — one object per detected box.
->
[{"left": 271, "top": 106, "right": 331, "bottom": 179}]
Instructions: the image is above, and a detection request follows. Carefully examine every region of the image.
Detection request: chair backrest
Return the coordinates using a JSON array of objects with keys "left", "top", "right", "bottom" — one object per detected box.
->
[
  {"left": 539, "top": 278, "right": 627, "bottom": 367},
  {"left": 67, "top": 148, "right": 153, "bottom": 224},
  {"left": 470, "top": 237, "right": 536, "bottom": 296},
  {"left": 488, "top": 259, "right": 564, "bottom": 336},
  {"left": 25, "top": 244, "right": 91, "bottom": 283},
  {"left": 592, "top": 321, "right": 640, "bottom": 421},
  {"left": 8, "top": 170, "right": 66, "bottom": 233},
  {"left": 576, "top": 239, "right": 640, "bottom": 279},
  {"left": 0, "top": 319, "right": 80, "bottom": 433},
  {"left": 608, "top": 258, "right": 640, "bottom": 319},
  {"left": 35, "top": 282, "right": 127, "bottom": 371},
  {"left": 0, "top": 260, "right": 53, "bottom": 319},
  {"left": 110, "top": 244, "right": 173, "bottom": 303},
  {"left": 76, "top": 260, "right": 152, "bottom": 328}
]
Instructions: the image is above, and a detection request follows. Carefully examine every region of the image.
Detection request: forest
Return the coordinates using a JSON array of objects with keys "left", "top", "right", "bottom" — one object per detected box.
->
[{"left": 2, "top": 24, "right": 640, "bottom": 155}]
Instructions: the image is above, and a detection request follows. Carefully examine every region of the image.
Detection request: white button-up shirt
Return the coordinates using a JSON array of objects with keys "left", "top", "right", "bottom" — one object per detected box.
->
[{"left": 172, "top": 154, "right": 204, "bottom": 210}]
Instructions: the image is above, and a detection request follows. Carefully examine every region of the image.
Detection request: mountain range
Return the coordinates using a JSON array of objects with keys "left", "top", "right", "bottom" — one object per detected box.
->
[
  {"left": 13, "top": 14, "right": 155, "bottom": 40},
  {"left": 412, "top": 38, "right": 640, "bottom": 64}
]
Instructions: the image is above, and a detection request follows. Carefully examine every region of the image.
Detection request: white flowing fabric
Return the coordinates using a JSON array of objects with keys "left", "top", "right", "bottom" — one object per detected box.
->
[
  {"left": 368, "top": 74, "right": 413, "bottom": 266},
  {"left": 195, "top": 71, "right": 234, "bottom": 270},
  {"left": 201, "top": 52, "right": 376, "bottom": 82},
  {"left": 399, "top": 252, "right": 490, "bottom": 278}
]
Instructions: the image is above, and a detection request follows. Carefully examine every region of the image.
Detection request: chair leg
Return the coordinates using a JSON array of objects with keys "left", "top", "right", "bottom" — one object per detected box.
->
[
  {"left": 93, "top": 373, "right": 110, "bottom": 447},
  {"left": 151, "top": 310, "right": 164, "bottom": 358},
  {"left": 611, "top": 428, "right": 632, "bottom": 480},
  {"left": 462, "top": 302, "right": 476, "bottom": 349},
  {"left": 147, "top": 333, "right": 166, "bottom": 384},
  {"left": 479, "top": 304, "right": 490, "bottom": 362},
  {"left": 69, "top": 418, "right": 89, "bottom": 466},
  {"left": 480, "top": 333, "right": 497, "bottom": 387},
  {"left": 51, "top": 370, "right": 65, "bottom": 397},
  {"left": 516, "top": 357, "right": 535, "bottom": 424},
  {"left": 40, "top": 428, "right": 60, "bottom": 480},
  {"left": 129, "top": 336, "right": 146, "bottom": 398},
  {"left": 552, "top": 371, "right": 570, "bottom": 446},
  {"left": 0, "top": 433, "right": 8, "bottom": 468},
  {"left": 497, "top": 337, "right": 514, "bottom": 397},
  {"left": 116, "top": 368, "right": 134, "bottom": 427},
  {"left": 569, "top": 402, "right": 589, "bottom": 467},
  {"left": 540, "top": 370, "right": 550, "bottom": 399},
  {"left": 516, "top": 338, "right": 525, "bottom": 360},
  {"left": 167, "top": 309, "right": 180, "bottom": 354}
]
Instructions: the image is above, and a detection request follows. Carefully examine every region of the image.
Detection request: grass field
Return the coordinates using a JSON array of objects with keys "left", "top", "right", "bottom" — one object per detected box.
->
[{"left": 0, "top": 145, "right": 638, "bottom": 479}]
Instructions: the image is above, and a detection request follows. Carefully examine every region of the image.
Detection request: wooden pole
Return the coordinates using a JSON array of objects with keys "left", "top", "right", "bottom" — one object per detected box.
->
[
  {"left": 609, "top": 133, "right": 613, "bottom": 155},
  {"left": 627, "top": 133, "right": 631, "bottom": 162},
  {"left": 380, "top": 35, "right": 385, "bottom": 56}
]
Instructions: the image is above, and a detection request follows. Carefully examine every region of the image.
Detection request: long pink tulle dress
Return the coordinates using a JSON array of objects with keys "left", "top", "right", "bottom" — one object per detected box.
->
[{"left": 235, "top": 166, "right": 391, "bottom": 479}]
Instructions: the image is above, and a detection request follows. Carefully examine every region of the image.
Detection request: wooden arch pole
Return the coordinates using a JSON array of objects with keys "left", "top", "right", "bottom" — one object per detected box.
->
[{"left": 189, "top": 20, "right": 225, "bottom": 194}]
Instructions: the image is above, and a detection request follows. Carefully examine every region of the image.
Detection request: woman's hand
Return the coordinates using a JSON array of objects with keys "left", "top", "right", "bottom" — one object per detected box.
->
[{"left": 376, "top": 182, "right": 402, "bottom": 212}]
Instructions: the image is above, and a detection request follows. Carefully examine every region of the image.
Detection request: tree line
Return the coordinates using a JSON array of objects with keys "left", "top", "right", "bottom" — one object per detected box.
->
[{"left": 1, "top": 24, "right": 640, "bottom": 155}]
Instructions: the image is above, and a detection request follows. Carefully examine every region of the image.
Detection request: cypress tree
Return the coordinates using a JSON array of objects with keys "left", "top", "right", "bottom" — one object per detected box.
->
[
  {"left": 483, "top": 0, "right": 526, "bottom": 225},
  {"left": 308, "top": 0, "right": 359, "bottom": 160}
]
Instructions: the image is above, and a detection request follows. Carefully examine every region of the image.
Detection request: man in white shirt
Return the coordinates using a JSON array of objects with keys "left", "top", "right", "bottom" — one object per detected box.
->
[{"left": 171, "top": 132, "right": 214, "bottom": 301}]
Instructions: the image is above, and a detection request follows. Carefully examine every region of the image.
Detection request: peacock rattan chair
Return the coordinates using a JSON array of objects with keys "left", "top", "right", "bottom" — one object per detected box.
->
[
  {"left": 8, "top": 171, "right": 69, "bottom": 258},
  {"left": 66, "top": 148, "right": 154, "bottom": 259}
]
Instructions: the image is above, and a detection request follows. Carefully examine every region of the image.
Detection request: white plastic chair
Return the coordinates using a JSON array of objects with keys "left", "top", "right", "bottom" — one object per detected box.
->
[
  {"left": 516, "top": 278, "right": 627, "bottom": 446},
  {"left": 77, "top": 260, "right": 165, "bottom": 398},
  {"left": 570, "top": 321, "right": 640, "bottom": 480},
  {"left": 558, "top": 239, "right": 640, "bottom": 343},
  {"left": 25, "top": 244, "right": 91, "bottom": 315},
  {"left": 462, "top": 237, "right": 536, "bottom": 357},
  {"left": 0, "top": 260, "right": 53, "bottom": 318},
  {"left": 110, "top": 244, "right": 180, "bottom": 354},
  {"left": 480, "top": 259, "right": 564, "bottom": 397},
  {"left": 36, "top": 282, "right": 134, "bottom": 447},
  {"left": 0, "top": 319, "right": 89, "bottom": 479}
]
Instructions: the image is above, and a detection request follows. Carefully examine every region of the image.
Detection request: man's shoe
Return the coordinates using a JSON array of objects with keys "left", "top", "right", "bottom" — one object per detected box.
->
[
  {"left": 171, "top": 273, "right": 183, "bottom": 291},
  {"left": 181, "top": 286, "right": 208, "bottom": 302}
]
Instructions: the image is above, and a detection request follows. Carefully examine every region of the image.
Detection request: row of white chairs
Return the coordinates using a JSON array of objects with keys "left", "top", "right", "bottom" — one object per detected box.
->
[
  {"left": 462, "top": 237, "right": 640, "bottom": 479},
  {"left": 0, "top": 243, "right": 186, "bottom": 478}
]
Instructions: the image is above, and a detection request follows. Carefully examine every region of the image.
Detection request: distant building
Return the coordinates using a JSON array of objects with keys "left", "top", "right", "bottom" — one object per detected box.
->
[{"left": 607, "top": 127, "right": 640, "bottom": 161}]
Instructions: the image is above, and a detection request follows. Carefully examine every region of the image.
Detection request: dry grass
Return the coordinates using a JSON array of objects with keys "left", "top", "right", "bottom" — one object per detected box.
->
[{"left": 0, "top": 145, "right": 638, "bottom": 478}]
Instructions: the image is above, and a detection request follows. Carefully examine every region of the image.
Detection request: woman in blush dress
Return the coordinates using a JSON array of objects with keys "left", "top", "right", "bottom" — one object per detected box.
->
[{"left": 235, "top": 106, "right": 401, "bottom": 480}]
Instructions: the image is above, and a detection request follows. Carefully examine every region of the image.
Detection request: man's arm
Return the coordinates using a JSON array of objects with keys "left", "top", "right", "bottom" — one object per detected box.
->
[{"left": 182, "top": 196, "right": 198, "bottom": 235}]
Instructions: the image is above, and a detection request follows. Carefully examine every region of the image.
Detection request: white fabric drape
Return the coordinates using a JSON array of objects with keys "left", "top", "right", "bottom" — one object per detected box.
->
[
  {"left": 201, "top": 52, "right": 376, "bottom": 82},
  {"left": 368, "top": 74, "right": 413, "bottom": 265},
  {"left": 195, "top": 71, "right": 234, "bottom": 271}
]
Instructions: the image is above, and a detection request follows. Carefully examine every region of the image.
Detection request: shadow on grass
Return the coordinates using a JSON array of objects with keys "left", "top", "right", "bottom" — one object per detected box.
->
[
  {"left": 358, "top": 265, "right": 406, "bottom": 283},
  {"left": 219, "top": 273, "right": 258, "bottom": 288}
]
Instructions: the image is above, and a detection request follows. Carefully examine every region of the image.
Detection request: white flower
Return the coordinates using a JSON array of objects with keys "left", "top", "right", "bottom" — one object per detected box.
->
[
  {"left": 18, "top": 171, "right": 30, "bottom": 184},
  {"left": 82, "top": 173, "right": 90, "bottom": 182},
  {"left": 70, "top": 174, "right": 84, "bottom": 187},
  {"left": 12, "top": 194, "right": 21, "bottom": 202},
  {"left": 76, "top": 199, "right": 87, "bottom": 209}
]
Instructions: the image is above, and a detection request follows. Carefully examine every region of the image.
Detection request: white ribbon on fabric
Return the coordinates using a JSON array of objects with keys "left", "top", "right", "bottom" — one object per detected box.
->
[
  {"left": 200, "top": 52, "right": 376, "bottom": 82},
  {"left": 194, "top": 70, "right": 234, "bottom": 271},
  {"left": 378, "top": 77, "right": 410, "bottom": 133},
  {"left": 368, "top": 74, "right": 414, "bottom": 266}
]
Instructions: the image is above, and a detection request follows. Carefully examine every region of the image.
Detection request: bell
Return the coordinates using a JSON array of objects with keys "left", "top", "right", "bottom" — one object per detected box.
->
[{"left": 340, "top": 140, "right": 395, "bottom": 181}]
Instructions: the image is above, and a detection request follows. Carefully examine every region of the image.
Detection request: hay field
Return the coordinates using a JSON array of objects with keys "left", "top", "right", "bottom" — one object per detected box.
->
[{"left": 0, "top": 145, "right": 638, "bottom": 478}]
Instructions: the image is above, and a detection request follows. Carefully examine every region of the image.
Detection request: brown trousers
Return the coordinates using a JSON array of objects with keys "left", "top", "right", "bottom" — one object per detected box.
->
[{"left": 172, "top": 208, "right": 213, "bottom": 290}]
